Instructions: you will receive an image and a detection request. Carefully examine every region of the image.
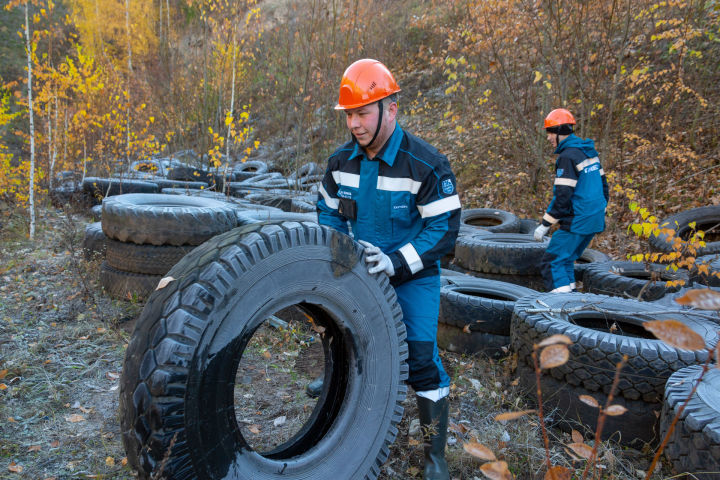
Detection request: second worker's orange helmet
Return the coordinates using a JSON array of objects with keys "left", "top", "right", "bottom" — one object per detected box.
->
[
  {"left": 544, "top": 108, "right": 576, "bottom": 129},
  {"left": 335, "top": 59, "right": 401, "bottom": 110}
]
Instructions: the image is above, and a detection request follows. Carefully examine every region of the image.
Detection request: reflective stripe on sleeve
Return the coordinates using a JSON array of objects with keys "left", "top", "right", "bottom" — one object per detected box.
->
[
  {"left": 318, "top": 184, "right": 339, "bottom": 210},
  {"left": 575, "top": 157, "right": 600, "bottom": 172},
  {"left": 331, "top": 171, "right": 360, "bottom": 188},
  {"left": 554, "top": 177, "right": 578, "bottom": 187},
  {"left": 543, "top": 212, "right": 558, "bottom": 224},
  {"left": 416, "top": 194, "right": 461, "bottom": 218},
  {"left": 599, "top": 168, "right": 605, "bottom": 176},
  {"left": 376, "top": 175, "right": 422, "bottom": 193},
  {"left": 399, "top": 243, "right": 423, "bottom": 274}
]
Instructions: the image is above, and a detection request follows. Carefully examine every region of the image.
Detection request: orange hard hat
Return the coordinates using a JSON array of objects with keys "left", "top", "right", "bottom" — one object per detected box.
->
[
  {"left": 335, "top": 59, "right": 401, "bottom": 110},
  {"left": 544, "top": 108, "right": 576, "bottom": 129}
]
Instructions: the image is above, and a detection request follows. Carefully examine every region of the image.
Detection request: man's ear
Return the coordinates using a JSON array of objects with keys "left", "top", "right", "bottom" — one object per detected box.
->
[{"left": 386, "top": 101, "right": 398, "bottom": 121}]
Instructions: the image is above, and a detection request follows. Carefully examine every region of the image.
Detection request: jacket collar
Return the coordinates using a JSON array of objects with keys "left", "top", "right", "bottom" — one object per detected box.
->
[{"left": 349, "top": 124, "right": 403, "bottom": 166}]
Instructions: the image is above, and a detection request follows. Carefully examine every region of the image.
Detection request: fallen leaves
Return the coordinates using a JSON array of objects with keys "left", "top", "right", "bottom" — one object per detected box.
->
[
  {"left": 540, "top": 344, "right": 570, "bottom": 369},
  {"left": 494, "top": 410, "right": 535, "bottom": 422},
  {"left": 578, "top": 395, "right": 599, "bottom": 408},
  {"left": 604, "top": 404, "right": 628, "bottom": 416},
  {"left": 65, "top": 414, "right": 85, "bottom": 423},
  {"left": 480, "top": 460, "right": 513, "bottom": 480},
  {"left": 643, "top": 319, "right": 706, "bottom": 350},
  {"left": 545, "top": 465, "right": 572, "bottom": 480},
  {"left": 156, "top": 276, "right": 175, "bottom": 290},
  {"left": 463, "top": 441, "right": 496, "bottom": 461},
  {"left": 675, "top": 288, "right": 720, "bottom": 310},
  {"left": 8, "top": 462, "right": 23, "bottom": 473},
  {"left": 567, "top": 442, "right": 593, "bottom": 459}
]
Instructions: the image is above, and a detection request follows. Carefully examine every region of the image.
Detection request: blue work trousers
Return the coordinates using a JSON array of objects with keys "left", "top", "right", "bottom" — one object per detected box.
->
[
  {"left": 394, "top": 274, "right": 450, "bottom": 392},
  {"left": 540, "top": 230, "right": 595, "bottom": 291}
]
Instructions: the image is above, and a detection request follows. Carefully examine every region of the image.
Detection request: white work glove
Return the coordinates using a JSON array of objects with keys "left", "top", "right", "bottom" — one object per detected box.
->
[
  {"left": 533, "top": 224, "right": 550, "bottom": 241},
  {"left": 358, "top": 240, "right": 395, "bottom": 276}
]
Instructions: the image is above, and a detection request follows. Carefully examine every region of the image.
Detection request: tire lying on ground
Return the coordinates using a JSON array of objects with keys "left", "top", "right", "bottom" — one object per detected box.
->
[
  {"left": 119, "top": 221, "right": 408, "bottom": 479},
  {"left": 455, "top": 232, "right": 550, "bottom": 275},
  {"left": 517, "top": 218, "right": 539, "bottom": 234},
  {"left": 460, "top": 208, "right": 521, "bottom": 234},
  {"left": 511, "top": 292, "right": 718, "bottom": 446},
  {"left": 440, "top": 278, "right": 537, "bottom": 335},
  {"left": 82, "top": 177, "right": 160, "bottom": 200},
  {"left": 583, "top": 260, "right": 689, "bottom": 301},
  {"left": 437, "top": 277, "right": 536, "bottom": 356},
  {"left": 573, "top": 248, "right": 611, "bottom": 284},
  {"left": 649, "top": 205, "right": 720, "bottom": 256},
  {"left": 661, "top": 365, "right": 720, "bottom": 480},
  {"left": 102, "top": 193, "right": 238, "bottom": 246},
  {"left": 83, "top": 222, "right": 107, "bottom": 260}
]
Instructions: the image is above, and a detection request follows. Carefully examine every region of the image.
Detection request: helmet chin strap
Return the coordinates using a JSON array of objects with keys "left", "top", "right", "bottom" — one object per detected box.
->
[{"left": 351, "top": 101, "right": 384, "bottom": 151}]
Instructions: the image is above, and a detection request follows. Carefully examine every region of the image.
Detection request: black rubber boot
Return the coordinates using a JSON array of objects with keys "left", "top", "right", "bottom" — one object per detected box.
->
[
  {"left": 416, "top": 395, "right": 450, "bottom": 480},
  {"left": 305, "top": 375, "right": 324, "bottom": 398}
]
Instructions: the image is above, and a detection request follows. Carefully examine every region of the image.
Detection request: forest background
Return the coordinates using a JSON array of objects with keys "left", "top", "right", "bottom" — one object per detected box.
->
[{"left": 0, "top": 0, "right": 718, "bottom": 255}]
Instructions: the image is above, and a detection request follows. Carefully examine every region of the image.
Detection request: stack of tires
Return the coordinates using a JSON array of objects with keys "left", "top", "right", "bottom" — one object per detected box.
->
[{"left": 98, "top": 193, "right": 239, "bottom": 300}]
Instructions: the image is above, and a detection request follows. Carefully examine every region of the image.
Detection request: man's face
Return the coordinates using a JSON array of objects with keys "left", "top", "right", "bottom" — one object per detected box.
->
[
  {"left": 546, "top": 131, "right": 556, "bottom": 147},
  {"left": 345, "top": 103, "right": 381, "bottom": 146}
]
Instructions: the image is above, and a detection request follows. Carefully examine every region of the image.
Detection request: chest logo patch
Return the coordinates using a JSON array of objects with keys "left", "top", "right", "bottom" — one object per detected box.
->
[
  {"left": 557, "top": 168, "right": 564, "bottom": 177},
  {"left": 441, "top": 178, "right": 454, "bottom": 195}
]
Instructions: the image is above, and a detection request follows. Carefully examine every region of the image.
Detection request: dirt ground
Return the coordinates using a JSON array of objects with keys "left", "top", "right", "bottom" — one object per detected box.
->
[{"left": 0, "top": 207, "right": 674, "bottom": 479}]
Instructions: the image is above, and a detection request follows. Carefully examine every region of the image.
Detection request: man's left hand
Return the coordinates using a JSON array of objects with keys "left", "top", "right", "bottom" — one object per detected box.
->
[{"left": 358, "top": 240, "right": 395, "bottom": 276}]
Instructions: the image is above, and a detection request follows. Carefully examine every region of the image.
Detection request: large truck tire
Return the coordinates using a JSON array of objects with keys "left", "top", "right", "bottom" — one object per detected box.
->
[
  {"left": 119, "top": 222, "right": 408, "bottom": 479},
  {"left": 101, "top": 193, "right": 238, "bottom": 246},
  {"left": 661, "top": 365, "right": 720, "bottom": 479},
  {"left": 511, "top": 293, "right": 718, "bottom": 446},
  {"left": 83, "top": 222, "right": 107, "bottom": 260},
  {"left": 455, "top": 233, "right": 550, "bottom": 275}
]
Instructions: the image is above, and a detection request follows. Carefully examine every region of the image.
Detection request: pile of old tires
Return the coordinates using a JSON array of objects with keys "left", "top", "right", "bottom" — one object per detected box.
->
[{"left": 97, "top": 193, "right": 238, "bottom": 300}]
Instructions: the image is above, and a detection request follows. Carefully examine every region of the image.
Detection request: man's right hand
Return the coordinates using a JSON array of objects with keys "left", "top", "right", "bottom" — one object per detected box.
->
[{"left": 533, "top": 224, "right": 550, "bottom": 241}]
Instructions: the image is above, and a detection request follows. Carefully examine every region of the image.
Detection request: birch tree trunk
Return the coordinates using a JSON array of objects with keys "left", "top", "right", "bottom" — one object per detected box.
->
[
  {"left": 24, "top": 2, "right": 36, "bottom": 240},
  {"left": 223, "top": 28, "right": 237, "bottom": 194},
  {"left": 125, "top": 0, "right": 133, "bottom": 171}
]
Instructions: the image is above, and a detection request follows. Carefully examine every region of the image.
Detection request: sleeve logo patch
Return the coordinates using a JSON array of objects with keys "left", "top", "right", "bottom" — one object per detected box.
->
[
  {"left": 556, "top": 168, "right": 564, "bottom": 177},
  {"left": 441, "top": 178, "right": 454, "bottom": 195}
]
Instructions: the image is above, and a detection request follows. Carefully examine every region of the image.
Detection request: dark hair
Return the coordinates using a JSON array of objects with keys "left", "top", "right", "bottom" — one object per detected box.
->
[
  {"left": 546, "top": 124, "right": 573, "bottom": 135},
  {"left": 383, "top": 93, "right": 399, "bottom": 106}
]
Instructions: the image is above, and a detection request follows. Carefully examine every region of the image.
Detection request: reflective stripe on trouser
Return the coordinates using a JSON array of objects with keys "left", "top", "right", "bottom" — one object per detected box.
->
[
  {"left": 394, "top": 274, "right": 450, "bottom": 392},
  {"left": 540, "top": 230, "right": 595, "bottom": 291}
]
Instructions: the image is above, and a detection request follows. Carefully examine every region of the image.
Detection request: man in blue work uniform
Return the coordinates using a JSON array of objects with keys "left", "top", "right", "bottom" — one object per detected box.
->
[
  {"left": 316, "top": 59, "right": 461, "bottom": 480},
  {"left": 534, "top": 108, "right": 609, "bottom": 292}
]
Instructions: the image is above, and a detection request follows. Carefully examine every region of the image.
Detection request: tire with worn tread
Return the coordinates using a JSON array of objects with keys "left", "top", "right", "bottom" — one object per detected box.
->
[
  {"left": 99, "top": 261, "right": 161, "bottom": 300},
  {"left": 583, "top": 260, "right": 688, "bottom": 301},
  {"left": 101, "top": 193, "right": 238, "bottom": 246},
  {"left": 455, "top": 232, "right": 550, "bottom": 275},
  {"left": 105, "top": 239, "right": 195, "bottom": 275},
  {"left": 460, "top": 208, "right": 520, "bottom": 233},
  {"left": 661, "top": 365, "right": 720, "bottom": 479},
  {"left": 83, "top": 222, "right": 107, "bottom": 260},
  {"left": 439, "top": 278, "right": 537, "bottom": 335},
  {"left": 511, "top": 293, "right": 718, "bottom": 445},
  {"left": 649, "top": 206, "right": 720, "bottom": 256},
  {"left": 119, "top": 221, "right": 408, "bottom": 479}
]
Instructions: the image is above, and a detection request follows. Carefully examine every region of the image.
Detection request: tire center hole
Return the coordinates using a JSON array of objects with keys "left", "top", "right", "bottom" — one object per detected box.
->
[
  {"left": 467, "top": 217, "right": 502, "bottom": 227},
  {"left": 570, "top": 314, "right": 657, "bottom": 339},
  {"left": 234, "top": 304, "right": 327, "bottom": 455},
  {"left": 455, "top": 288, "right": 514, "bottom": 302}
]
